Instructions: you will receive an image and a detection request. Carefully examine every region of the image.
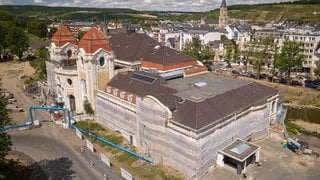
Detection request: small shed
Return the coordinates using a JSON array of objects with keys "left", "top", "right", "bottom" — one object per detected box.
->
[{"left": 217, "top": 139, "right": 260, "bottom": 174}]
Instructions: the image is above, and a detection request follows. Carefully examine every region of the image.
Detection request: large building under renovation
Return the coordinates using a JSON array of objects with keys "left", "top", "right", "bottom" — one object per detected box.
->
[{"left": 46, "top": 26, "right": 283, "bottom": 179}]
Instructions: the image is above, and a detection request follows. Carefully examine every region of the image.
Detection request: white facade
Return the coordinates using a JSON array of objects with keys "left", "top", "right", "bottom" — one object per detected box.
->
[
  {"left": 182, "top": 30, "right": 221, "bottom": 48},
  {"left": 282, "top": 33, "right": 320, "bottom": 75},
  {"left": 96, "top": 84, "right": 281, "bottom": 179}
]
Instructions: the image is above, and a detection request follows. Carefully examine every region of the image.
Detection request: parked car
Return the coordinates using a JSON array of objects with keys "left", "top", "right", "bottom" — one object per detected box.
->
[
  {"left": 6, "top": 104, "right": 24, "bottom": 112},
  {"left": 273, "top": 76, "right": 287, "bottom": 84},
  {"left": 231, "top": 69, "right": 241, "bottom": 75},
  {"left": 287, "top": 141, "right": 299, "bottom": 152},
  {"left": 304, "top": 80, "right": 318, "bottom": 89},
  {"left": 7, "top": 98, "right": 17, "bottom": 103},
  {"left": 3, "top": 92, "right": 14, "bottom": 99},
  {"left": 291, "top": 78, "right": 304, "bottom": 86}
]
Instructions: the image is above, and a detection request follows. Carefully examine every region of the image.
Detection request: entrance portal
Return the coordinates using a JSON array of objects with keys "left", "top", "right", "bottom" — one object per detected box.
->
[{"left": 69, "top": 95, "right": 76, "bottom": 112}]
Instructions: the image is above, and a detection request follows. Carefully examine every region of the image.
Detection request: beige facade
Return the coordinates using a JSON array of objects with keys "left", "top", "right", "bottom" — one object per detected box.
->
[{"left": 47, "top": 26, "right": 114, "bottom": 113}]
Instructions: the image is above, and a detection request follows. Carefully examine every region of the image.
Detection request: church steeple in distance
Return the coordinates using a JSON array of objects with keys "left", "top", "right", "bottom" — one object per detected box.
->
[
  {"left": 221, "top": 0, "right": 227, "bottom": 8},
  {"left": 218, "top": 0, "right": 228, "bottom": 30}
]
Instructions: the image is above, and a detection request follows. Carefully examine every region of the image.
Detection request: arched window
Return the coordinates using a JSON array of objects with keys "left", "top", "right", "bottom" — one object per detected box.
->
[
  {"left": 80, "top": 56, "right": 84, "bottom": 66},
  {"left": 67, "top": 78, "right": 72, "bottom": 86},
  {"left": 99, "top": 57, "right": 105, "bottom": 66},
  {"left": 69, "top": 95, "right": 76, "bottom": 112},
  {"left": 81, "top": 79, "right": 87, "bottom": 95},
  {"left": 67, "top": 50, "right": 72, "bottom": 58}
]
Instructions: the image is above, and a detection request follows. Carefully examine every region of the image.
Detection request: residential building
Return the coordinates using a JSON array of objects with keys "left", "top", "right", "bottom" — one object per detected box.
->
[
  {"left": 282, "top": 33, "right": 320, "bottom": 75},
  {"left": 226, "top": 21, "right": 252, "bottom": 51},
  {"left": 207, "top": 40, "right": 232, "bottom": 62},
  {"left": 182, "top": 28, "right": 221, "bottom": 48}
]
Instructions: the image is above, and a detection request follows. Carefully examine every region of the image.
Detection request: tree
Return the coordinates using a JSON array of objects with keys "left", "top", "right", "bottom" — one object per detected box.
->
[
  {"left": 276, "top": 40, "right": 304, "bottom": 84},
  {"left": 28, "top": 21, "right": 48, "bottom": 38},
  {"left": 84, "top": 100, "right": 94, "bottom": 115},
  {"left": 48, "top": 27, "right": 58, "bottom": 39},
  {"left": 5, "top": 27, "right": 29, "bottom": 60},
  {"left": 243, "top": 37, "right": 275, "bottom": 79},
  {"left": 0, "top": 95, "right": 12, "bottom": 176},
  {"left": 314, "top": 68, "right": 320, "bottom": 78},
  {"left": 225, "top": 44, "right": 233, "bottom": 63},
  {"left": 182, "top": 38, "right": 213, "bottom": 64},
  {"left": 199, "top": 45, "right": 214, "bottom": 64},
  {"left": 227, "top": 39, "right": 239, "bottom": 63},
  {"left": 0, "top": 25, "right": 7, "bottom": 59},
  {"left": 30, "top": 47, "right": 48, "bottom": 79}
]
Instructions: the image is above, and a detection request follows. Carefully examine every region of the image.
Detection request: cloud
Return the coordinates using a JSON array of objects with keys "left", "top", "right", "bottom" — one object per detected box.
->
[
  {"left": 34, "top": 0, "right": 44, "bottom": 3},
  {"left": 1, "top": 0, "right": 290, "bottom": 12}
]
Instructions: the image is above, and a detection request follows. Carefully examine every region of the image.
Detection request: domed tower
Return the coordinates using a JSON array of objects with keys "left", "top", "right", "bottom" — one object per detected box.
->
[
  {"left": 218, "top": 0, "right": 228, "bottom": 29},
  {"left": 47, "top": 26, "right": 78, "bottom": 111},
  {"left": 77, "top": 27, "right": 115, "bottom": 111}
]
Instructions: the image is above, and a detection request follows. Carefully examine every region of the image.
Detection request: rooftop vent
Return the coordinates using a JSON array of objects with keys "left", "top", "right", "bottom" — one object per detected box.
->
[
  {"left": 131, "top": 73, "right": 156, "bottom": 84},
  {"left": 194, "top": 81, "right": 207, "bottom": 87},
  {"left": 154, "top": 45, "right": 161, "bottom": 50}
]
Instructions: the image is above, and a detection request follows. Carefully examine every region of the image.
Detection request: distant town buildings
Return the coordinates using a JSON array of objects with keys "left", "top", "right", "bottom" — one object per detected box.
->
[
  {"left": 46, "top": 0, "right": 320, "bottom": 78},
  {"left": 282, "top": 33, "right": 320, "bottom": 75}
]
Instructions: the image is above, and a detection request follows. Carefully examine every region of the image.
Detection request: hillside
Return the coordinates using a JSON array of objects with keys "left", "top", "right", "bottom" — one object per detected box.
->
[
  {"left": 0, "top": 5, "right": 143, "bottom": 20},
  {"left": 0, "top": 1, "right": 320, "bottom": 23},
  {"left": 226, "top": 3, "right": 320, "bottom": 23}
]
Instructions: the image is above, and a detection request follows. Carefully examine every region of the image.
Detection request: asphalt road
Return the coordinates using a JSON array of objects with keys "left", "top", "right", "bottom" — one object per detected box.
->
[{"left": 9, "top": 124, "right": 103, "bottom": 180}]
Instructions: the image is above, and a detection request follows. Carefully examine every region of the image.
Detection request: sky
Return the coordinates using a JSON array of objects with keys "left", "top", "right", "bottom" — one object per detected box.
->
[{"left": 0, "top": 0, "right": 291, "bottom": 12}]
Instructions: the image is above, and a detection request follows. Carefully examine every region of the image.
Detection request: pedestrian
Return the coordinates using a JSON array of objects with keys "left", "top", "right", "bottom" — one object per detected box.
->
[
  {"left": 103, "top": 174, "right": 108, "bottom": 180},
  {"left": 81, "top": 146, "right": 85, "bottom": 152},
  {"left": 90, "top": 160, "right": 94, "bottom": 166}
]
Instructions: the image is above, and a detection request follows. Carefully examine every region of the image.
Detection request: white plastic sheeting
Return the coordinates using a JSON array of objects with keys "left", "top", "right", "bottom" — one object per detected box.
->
[
  {"left": 46, "top": 61, "right": 57, "bottom": 92},
  {"left": 96, "top": 91, "right": 281, "bottom": 179}
]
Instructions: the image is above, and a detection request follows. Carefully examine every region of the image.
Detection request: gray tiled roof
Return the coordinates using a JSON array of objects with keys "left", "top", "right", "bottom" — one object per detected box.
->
[
  {"left": 107, "top": 72, "right": 278, "bottom": 131},
  {"left": 109, "top": 32, "right": 160, "bottom": 62},
  {"left": 143, "top": 45, "right": 196, "bottom": 66}
]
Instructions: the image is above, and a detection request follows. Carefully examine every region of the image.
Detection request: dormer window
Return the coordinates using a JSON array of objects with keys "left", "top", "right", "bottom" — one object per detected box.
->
[{"left": 99, "top": 57, "right": 105, "bottom": 66}]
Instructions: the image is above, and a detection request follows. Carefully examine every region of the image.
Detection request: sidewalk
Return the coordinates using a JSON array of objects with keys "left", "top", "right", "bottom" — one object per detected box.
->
[
  {"left": 58, "top": 126, "right": 123, "bottom": 180},
  {"left": 78, "top": 146, "right": 123, "bottom": 180}
]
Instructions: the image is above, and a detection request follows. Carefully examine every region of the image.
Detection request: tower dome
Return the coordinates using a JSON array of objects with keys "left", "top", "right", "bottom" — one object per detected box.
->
[
  {"left": 51, "top": 26, "right": 77, "bottom": 47},
  {"left": 78, "top": 27, "right": 112, "bottom": 53}
]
